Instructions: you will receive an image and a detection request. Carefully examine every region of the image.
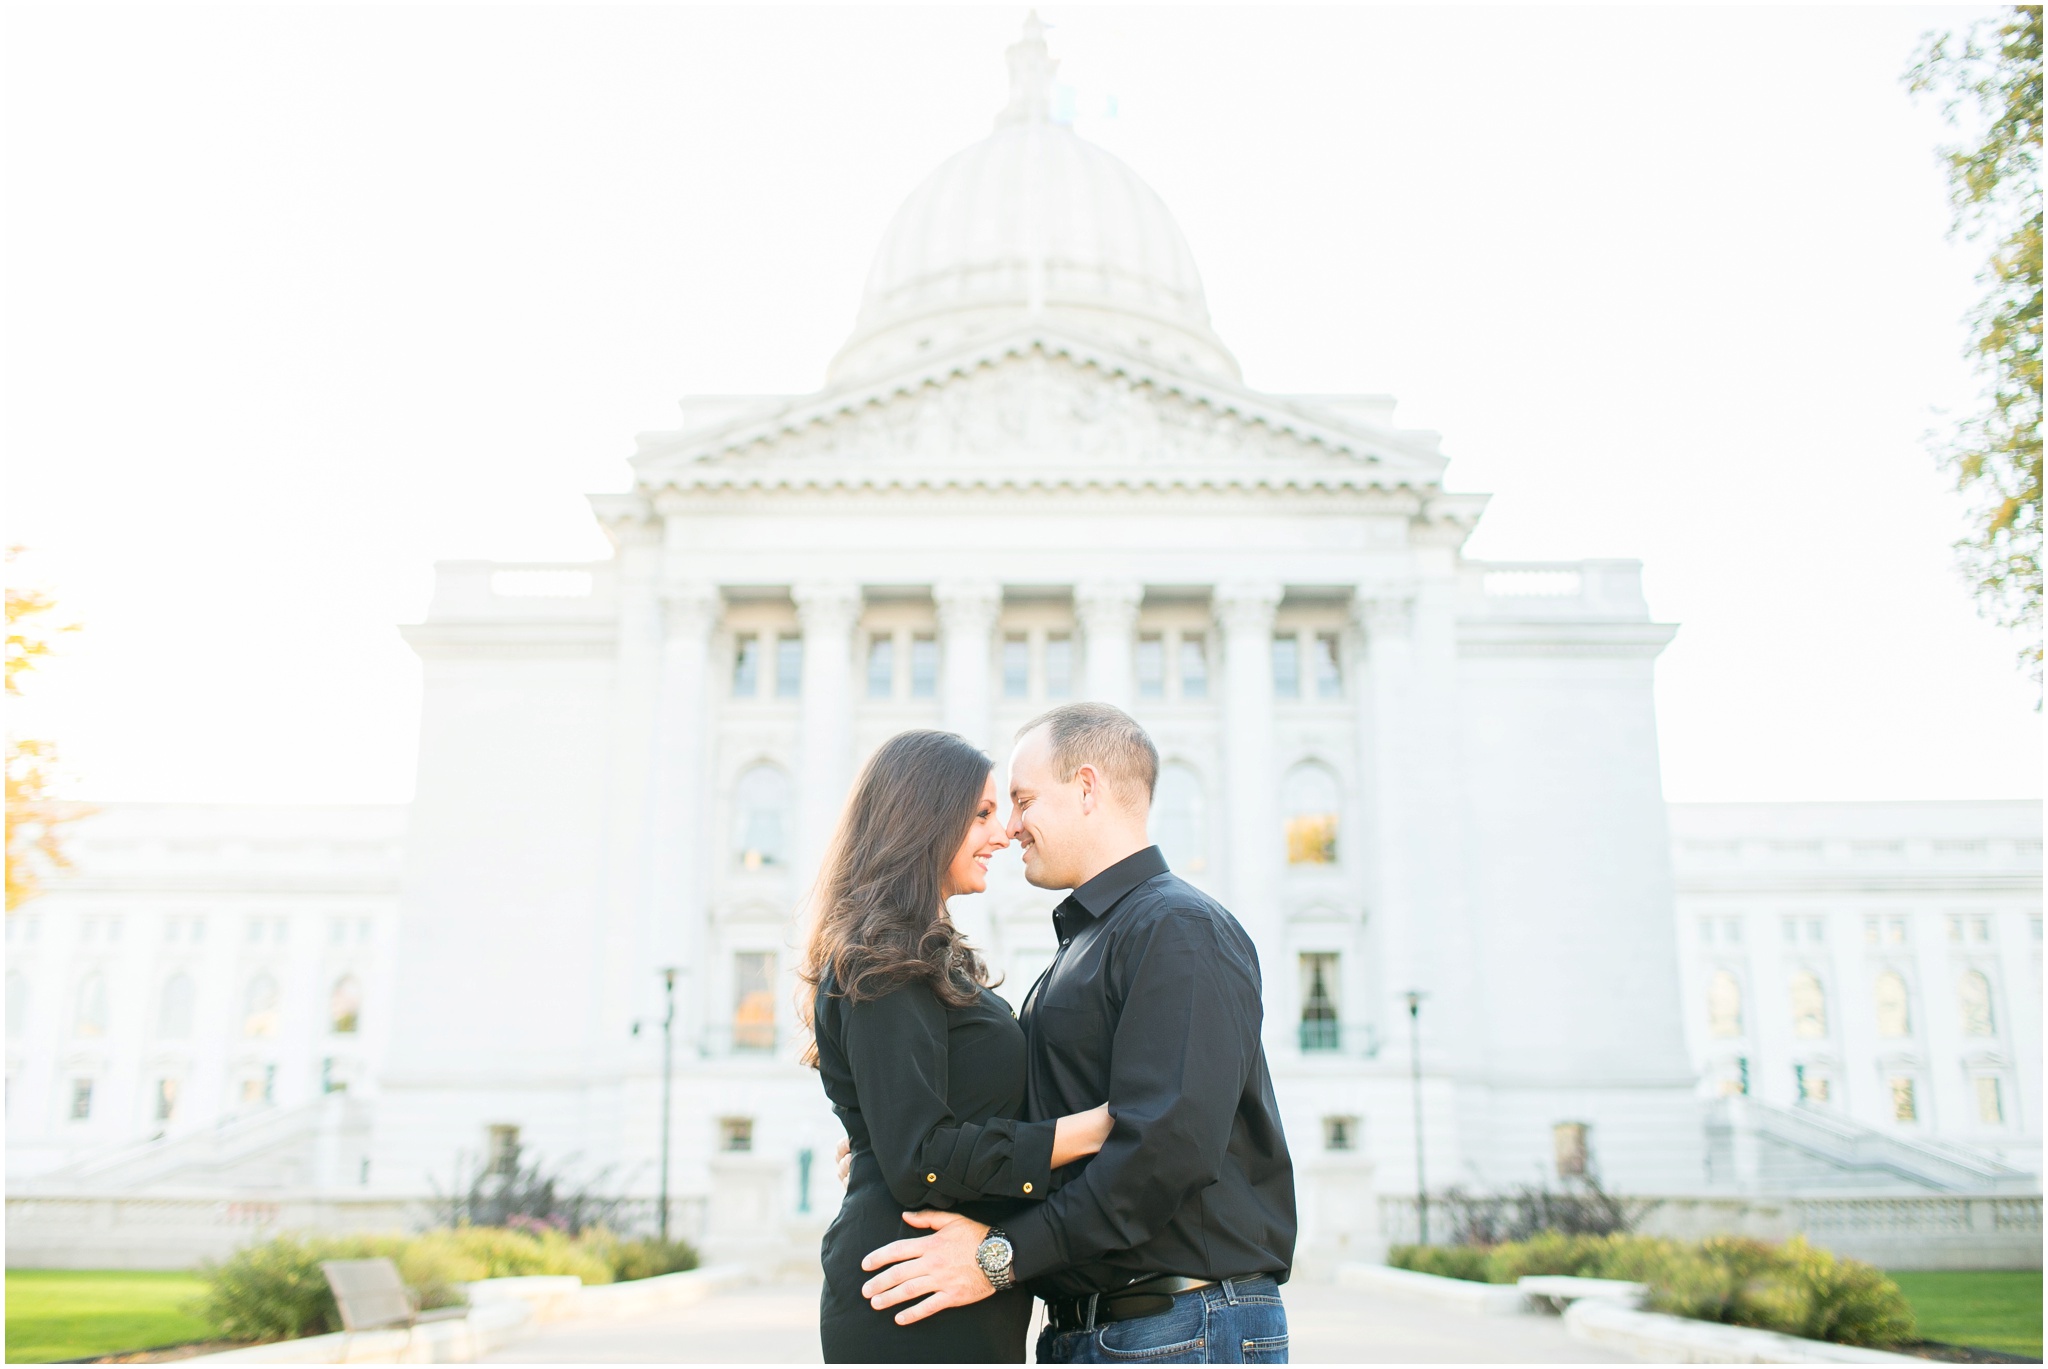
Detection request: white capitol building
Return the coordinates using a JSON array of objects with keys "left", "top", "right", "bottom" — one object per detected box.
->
[{"left": 7, "top": 19, "right": 2040, "bottom": 1273}]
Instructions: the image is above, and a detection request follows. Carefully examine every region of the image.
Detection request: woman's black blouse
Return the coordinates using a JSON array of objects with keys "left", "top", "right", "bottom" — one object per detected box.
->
[{"left": 814, "top": 972, "right": 1056, "bottom": 1363}]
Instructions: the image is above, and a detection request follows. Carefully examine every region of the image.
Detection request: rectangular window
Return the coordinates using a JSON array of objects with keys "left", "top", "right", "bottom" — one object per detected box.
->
[
  {"left": 322, "top": 1058, "right": 348, "bottom": 1094},
  {"left": 1723, "top": 918, "right": 1742, "bottom": 943},
  {"left": 1807, "top": 1076, "right": 1831, "bottom": 1105},
  {"left": 1889, "top": 1076, "right": 1918, "bottom": 1123},
  {"left": 247, "top": 918, "right": 264, "bottom": 945},
  {"left": 1313, "top": 632, "right": 1343, "bottom": 699},
  {"left": 1807, "top": 919, "right": 1825, "bottom": 943},
  {"left": 1885, "top": 918, "right": 1908, "bottom": 945},
  {"left": 733, "top": 951, "right": 776, "bottom": 1052},
  {"left": 330, "top": 919, "right": 348, "bottom": 946},
  {"left": 1322, "top": 1115, "right": 1359, "bottom": 1152},
  {"left": 1976, "top": 1076, "right": 2005, "bottom": 1125},
  {"left": 1697, "top": 918, "right": 1714, "bottom": 944},
  {"left": 1298, "top": 952, "right": 1340, "bottom": 1052},
  {"left": 1272, "top": 635, "right": 1300, "bottom": 699},
  {"left": 775, "top": 635, "right": 803, "bottom": 698},
  {"left": 1947, "top": 915, "right": 1965, "bottom": 943},
  {"left": 1553, "top": 1122, "right": 1589, "bottom": 1178},
  {"left": 1044, "top": 634, "right": 1073, "bottom": 698},
  {"left": 1970, "top": 917, "right": 1991, "bottom": 943},
  {"left": 1136, "top": 634, "right": 1166, "bottom": 699},
  {"left": 154, "top": 1077, "right": 180, "bottom": 1122},
  {"left": 1782, "top": 918, "right": 1799, "bottom": 944},
  {"left": 69, "top": 1078, "right": 93, "bottom": 1121},
  {"left": 909, "top": 634, "right": 938, "bottom": 699},
  {"left": 1179, "top": 636, "right": 1208, "bottom": 699},
  {"left": 487, "top": 1123, "right": 521, "bottom": 1177},
  {"left": 1864, "top": 917, "right": 1880, "bottom": 946},
  {"left": 732, "top": 634, "right": 761, "bottom": 696},
  {"left": 866, "top": 634, "right": 895, "bottom": 699},
  {"left": 1002, "top": 635, "right": 1030, "bottom": 698},
  {"left": 719, "top": 1117, "right": 754, "bottom": 1152}
]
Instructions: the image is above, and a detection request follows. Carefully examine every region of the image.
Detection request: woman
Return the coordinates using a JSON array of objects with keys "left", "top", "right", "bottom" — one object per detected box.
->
[{"left": 803, "top": 729, "right": 1111, "bottom": 1363}]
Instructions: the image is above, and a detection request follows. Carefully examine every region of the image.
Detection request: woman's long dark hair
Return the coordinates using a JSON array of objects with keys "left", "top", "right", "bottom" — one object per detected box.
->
[{"left": 799, "top": 729, "right": 995, "bottom": 1068}]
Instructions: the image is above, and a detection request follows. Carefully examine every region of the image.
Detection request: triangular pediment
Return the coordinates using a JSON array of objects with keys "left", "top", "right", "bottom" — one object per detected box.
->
[{"left": 630, "top": 324, "right": 1451, "bottom": 498}]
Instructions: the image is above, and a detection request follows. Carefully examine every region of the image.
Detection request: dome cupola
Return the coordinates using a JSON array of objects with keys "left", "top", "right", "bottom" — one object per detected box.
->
[{"left": 828, "top": 15, "right": 1239, "bottom": 384}]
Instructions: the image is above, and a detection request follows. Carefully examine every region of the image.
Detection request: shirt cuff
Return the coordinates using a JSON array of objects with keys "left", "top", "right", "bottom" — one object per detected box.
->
[
  {"left": 1010, "top": 1118, "right": 1057, "bottom": 1200},
  {"left": 1003, "top": 1203, "right": 1063, "bottom": 1285}
]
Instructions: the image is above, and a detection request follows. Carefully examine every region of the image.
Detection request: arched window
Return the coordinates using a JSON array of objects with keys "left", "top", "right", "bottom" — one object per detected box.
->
[
  {"left": 1958, "top": 970, "right": 1995, "bottom": 1037},
  {"left": 329, "top": 975, "right": 362, "bottom": 1035},
  {"left": 157, "top": 974, "right": 196, "bottom": 1039},
  {"left": 734, "top": 764, "right": 792, "bottom": 870},
  {"left": 1874, "top": 970, "right": 1911, "bottom": 1038},
  {"left": 242, "top": 973, "right": 281, "bottom": 1039},
  {"left": 1282, "top": 762, "right": 1341, "bottom": 866},
  {"left": 74, "top": 973, "right": 108, "bottom": 1038},
  {"left": 1707, "top": 970, "right": 1743, "bottom": 1038},
  {"left": 1152, "top": 763, "right": 1207, "bottom": 875},
  {"left": 6, "top": 972, "right": 27, "bottom": 1036},
  {"left": 1789, "top": 972, "right": 1827, "bottom": 1039}
]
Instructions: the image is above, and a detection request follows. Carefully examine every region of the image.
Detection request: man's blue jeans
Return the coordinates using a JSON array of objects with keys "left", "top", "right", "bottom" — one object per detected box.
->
[{"left": 1035, "top": 1276, "right": 1288, "bottom": 1364}]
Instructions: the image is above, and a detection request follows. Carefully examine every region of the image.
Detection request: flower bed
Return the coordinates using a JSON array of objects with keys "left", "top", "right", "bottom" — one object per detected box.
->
[{"left": 1388, "top": 1232, "right": 1916, "bottom": 1349}]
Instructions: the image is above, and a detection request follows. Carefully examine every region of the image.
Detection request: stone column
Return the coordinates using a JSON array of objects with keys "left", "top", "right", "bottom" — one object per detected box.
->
[
  {"left": 935, "top": 580, "right": 1002, "bottom": 752},
  {"left": 1076, "top": 580, "right": 1143, "bottom": 709},
  {"left": 651, "top": 582, "right": 718, "bottom": 1051},
  {"left": 793, "top": 582, "right": 862, "bottom": 877},
  {"left": 1217, "top": 582, "right": 1284, "bottom": 976},
  {"left": 1355, "top": 586, "right": 1417, "bottom": 1029},
  {"left": 597, "top": 526, "right": 666, "bottom": 1063}
]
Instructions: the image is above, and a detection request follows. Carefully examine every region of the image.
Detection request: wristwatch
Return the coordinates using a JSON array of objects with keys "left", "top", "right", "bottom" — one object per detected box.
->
[{"left": 975, "top": 1228, "right": 1017, "bottom": 1292}]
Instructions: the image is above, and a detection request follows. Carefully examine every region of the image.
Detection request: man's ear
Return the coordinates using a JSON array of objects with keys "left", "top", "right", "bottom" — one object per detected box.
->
[{"left": 1075, "top": 763, "right": 1098, "bottom": 815}]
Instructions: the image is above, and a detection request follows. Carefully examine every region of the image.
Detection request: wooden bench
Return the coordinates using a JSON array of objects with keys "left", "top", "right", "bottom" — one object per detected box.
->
[{"left": 319, "top": 1257, "right": 470, "bottom": 1333}]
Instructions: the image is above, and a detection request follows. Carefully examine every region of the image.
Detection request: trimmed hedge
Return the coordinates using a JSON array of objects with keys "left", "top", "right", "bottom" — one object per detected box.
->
[
  {"left": 1387, "top": 1232, "right": 1917, "bottom": 1348},
  {"left": 194, "top": 1226, "right": 699, "bottom": 1344}
]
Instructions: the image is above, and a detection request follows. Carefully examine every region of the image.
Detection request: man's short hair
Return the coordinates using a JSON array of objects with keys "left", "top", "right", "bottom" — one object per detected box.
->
[{"left": 1016, "top": 702, "right": 1159, "bottom": 808}]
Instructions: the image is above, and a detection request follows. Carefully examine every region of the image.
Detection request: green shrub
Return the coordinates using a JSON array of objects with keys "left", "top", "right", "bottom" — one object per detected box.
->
[
  {"left": 1388, "top": 1243, "right": 1492, "bottom": 1282},
  {"left": 412, "top": 1225, "right": 613, "bottom": 1285},
  {"left": 194, "top": 1232, "right": 439, "bottom": 1342},
  {"left": 575, "top": 1227, "right": 701, "bottom": 1282},
  {"left": 195, "top": 1225, "right": 623, "bottom": 1344},
  {"left": 1387, "top": 1232, "right": 1915, "bottom": 1349}
]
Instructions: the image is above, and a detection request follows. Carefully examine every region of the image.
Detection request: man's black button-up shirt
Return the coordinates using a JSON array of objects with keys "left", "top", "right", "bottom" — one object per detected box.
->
[{"left": 1006, "top": 846, "right": 1296, "bottom": 1297}]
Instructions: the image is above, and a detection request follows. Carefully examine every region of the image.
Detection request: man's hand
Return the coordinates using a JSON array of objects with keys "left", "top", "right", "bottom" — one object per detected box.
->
[
  {"left": 835, "top": 1137, "right": 852, "bottom": 1185},
  {"left": 859, "top": 1211, "right": 993, "bottom": 1325}
]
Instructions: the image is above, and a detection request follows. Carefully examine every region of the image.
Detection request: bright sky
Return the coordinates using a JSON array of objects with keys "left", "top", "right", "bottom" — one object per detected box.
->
[{"left": 5, "top": 4, "right": 2039, "bottom": 806}]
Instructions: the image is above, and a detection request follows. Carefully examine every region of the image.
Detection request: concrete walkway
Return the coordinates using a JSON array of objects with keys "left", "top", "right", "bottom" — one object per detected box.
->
[{"left": 479, "top": 1278, "right": 1637, "bottom": 1363}]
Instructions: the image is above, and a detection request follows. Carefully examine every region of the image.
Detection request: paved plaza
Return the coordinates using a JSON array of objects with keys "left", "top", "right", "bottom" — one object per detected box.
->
[{"left": 478, "top": 1277, "right": 1635, "bottom": 1364}]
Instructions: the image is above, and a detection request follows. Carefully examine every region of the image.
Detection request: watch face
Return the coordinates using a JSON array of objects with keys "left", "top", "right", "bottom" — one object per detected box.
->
[{"left": 980, "top": 1237, "right": 1013, "bottom": 1273}]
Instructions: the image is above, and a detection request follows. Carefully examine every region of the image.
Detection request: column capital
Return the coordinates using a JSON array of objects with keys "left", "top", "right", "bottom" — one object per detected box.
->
[
  {"left": 1352, "top": 583, "right": 1417, "bottom": 639},
  {"left": 1213, "top": 581, "right": 1283, "bottom": 634},
  {"left": 934, "top": 580, "right": 1004, "bottom": 626},
  {"left": 662, "top": 583, "right": 720, "bottom": 638},
  {"left": 1074, "top": 580, "right": 1144, "bottom": 622},
  {"left": 792, "top": 581, "right": 863, "bottom": 633}
]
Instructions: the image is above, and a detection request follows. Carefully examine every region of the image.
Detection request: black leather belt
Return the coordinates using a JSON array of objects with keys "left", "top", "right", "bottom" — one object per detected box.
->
[{"left": 1044, "top": 1275, "right": 1219, "bottom": 1332}]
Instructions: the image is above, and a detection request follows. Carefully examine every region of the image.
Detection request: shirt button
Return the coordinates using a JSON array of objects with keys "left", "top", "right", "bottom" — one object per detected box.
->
[
  {"left": 1022, "top": 1183, "right": 1033, "bottom": 1194},
  {"left": 926, "top": 1173, "right": 937, "bottom": 1183}
]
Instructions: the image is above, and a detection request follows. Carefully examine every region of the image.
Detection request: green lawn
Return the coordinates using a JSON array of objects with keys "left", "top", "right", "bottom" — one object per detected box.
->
[
  {"left": 5, "top": 1269, "right": 215, "bottom": 1364},
  {"left": 1889, "top": 1269, "right": 2043, "bottom": 1359}
]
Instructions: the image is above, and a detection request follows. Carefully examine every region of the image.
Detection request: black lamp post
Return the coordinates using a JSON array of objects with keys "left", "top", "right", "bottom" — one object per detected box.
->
[
  {"left": 1403, "top": 990, "right": 1428, "bottom": 1245},
  {"left": 658, "top": 966, "right": 677, "bottom": 1243}
]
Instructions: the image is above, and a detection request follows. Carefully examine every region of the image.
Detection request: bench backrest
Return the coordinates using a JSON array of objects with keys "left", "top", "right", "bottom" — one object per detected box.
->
[{"left": 320, "top": 1257, "right": 416, "bottom": 1332}]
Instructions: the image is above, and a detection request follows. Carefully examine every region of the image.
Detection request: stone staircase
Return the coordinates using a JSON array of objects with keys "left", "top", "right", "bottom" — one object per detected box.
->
[
  {"left": 1705, "top": 1096, "right": 2035, "bottom": 1193},
  {"left": 19, "top": 1093, "right": 371, "bottom": 1194}
]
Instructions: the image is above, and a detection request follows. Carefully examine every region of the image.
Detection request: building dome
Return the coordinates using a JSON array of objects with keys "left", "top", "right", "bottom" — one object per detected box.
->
[{"left": 828, "top": 16, "right": 1239, "bottom": 384}]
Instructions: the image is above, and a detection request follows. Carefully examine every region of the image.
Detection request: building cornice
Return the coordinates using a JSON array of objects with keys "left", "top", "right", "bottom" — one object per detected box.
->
[
  {"left": 1674, "top": 871, "right": 2043, "bottom": 897},
  {"left": 1457, "top": 620, "right": 1680, "bottom": 658},
  {"left": 399, "top": 622, "right": 617, "bottom": 660}
]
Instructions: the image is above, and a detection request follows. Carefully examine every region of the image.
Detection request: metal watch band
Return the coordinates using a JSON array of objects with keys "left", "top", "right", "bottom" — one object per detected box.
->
[{"left": 976, "top": 1228, "right": 1016, "bottom": 1291}]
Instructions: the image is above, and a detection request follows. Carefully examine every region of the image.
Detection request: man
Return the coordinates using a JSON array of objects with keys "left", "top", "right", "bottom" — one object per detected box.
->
[{"left": 858, "top": 702, "right": 1297, "bottom": 1364}]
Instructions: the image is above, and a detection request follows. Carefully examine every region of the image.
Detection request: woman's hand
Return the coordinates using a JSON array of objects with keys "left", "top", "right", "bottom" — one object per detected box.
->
[
  {"left": 836, "top": 1136, "right": 852, "bottom": 1184},
  {"left": 1050, "top": 1101, "right": 1113, "bottom": 1168}
]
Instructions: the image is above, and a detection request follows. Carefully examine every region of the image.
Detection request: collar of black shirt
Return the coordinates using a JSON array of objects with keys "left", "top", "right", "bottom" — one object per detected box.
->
[{"left": 1052, "top": 845, "right": 1169, "bottom": 937}]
